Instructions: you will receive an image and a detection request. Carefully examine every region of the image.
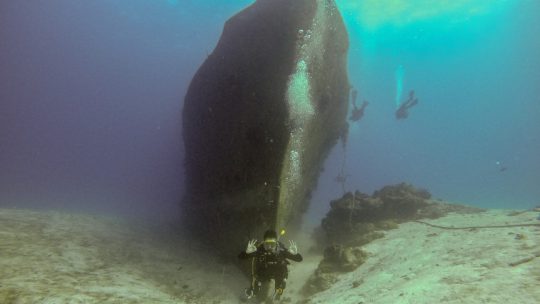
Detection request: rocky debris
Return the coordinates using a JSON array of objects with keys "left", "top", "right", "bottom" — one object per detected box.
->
[
  {"left": 302, "top": 245, "right": 367, "bottom": 296},
  {"left": 304, "top": 183, "right": 486, "bottom": 296},
  {"left": 319, "top": 183, "right": 484, "bottom": 247},
  {"left": 320, "top": 183, "right": 430, "bottom": 247},
  {"left": 302, "top": 271, "right": 337, "bottom": 297},
  {"left": 318, "top": 245, "right": 368, "bottom": 273}
]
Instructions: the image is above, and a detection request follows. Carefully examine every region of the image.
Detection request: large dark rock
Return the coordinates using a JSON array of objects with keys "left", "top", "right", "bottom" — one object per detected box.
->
[
  {"left": 182, "top": 0, "right": 349, "bottom": 257},
  {"left": 302, "top": 245, "right": 367, "bottom": 296},
  {"left": 320, "top": 183, "right": 431, "bottom": 247},
  {"left": 318, "top": 183, "right": 485, "bottom": 247},
  {"left": 304, "top": 184, "right": 486, "bottom": 296}
]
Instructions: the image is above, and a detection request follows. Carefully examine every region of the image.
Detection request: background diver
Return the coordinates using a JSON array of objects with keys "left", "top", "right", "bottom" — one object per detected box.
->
[
  {"left": 349, "top": 87, "right": 369, "bottom": 122},
  {"left": 239, "top": 230, "right": 303, "bottom": 302},
  {"left": 395, "top": 90, "right": 419, "bottom": 119}
]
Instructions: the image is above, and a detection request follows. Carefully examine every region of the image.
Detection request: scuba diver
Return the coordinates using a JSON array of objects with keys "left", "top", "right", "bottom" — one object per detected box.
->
[
  {"left": 349, "top": 87, "right": 369, "bottom": 122},
  {"left": 239, "top": 230, "right": 303, "bottom": 302},
  {"left": 496, "top": 161, "right": 508, "bottom": 172},
  {"left": 395, "top": 90, "right": 419, "bottom": 120}
]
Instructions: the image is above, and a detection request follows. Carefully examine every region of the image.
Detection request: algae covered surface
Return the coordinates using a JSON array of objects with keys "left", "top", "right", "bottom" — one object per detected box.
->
[
  {"left": 306, "top": 210, "right": 540, "bottom": 304},
  {"left": 0, "top": 208, "right": 243, "bottom": 304}
]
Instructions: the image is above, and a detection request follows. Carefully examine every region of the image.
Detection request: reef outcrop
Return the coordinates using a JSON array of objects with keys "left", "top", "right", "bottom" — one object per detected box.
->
[
  {"left": 304, "top": 183, "right": 485, "bottom": 296},
  {"left": 303, "top": 245, "right": 367, "bottom": 296},
  {"left": 318, "top": 183, "right": 432, "bottom": 247},
  {"left": 182, "top": 0, "right": 349, "bottom": 257}
]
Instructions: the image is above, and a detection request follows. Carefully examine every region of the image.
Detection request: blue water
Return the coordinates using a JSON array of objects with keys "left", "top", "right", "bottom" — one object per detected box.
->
[
  {"left": 0, "top": 0, "right": 539, "bottom": 222},
  {"left": 394, "top": 65, "right": 405, "bottom": 108},
  {"left": 311, "top": 0, "right": 540, "bottom": 222}
]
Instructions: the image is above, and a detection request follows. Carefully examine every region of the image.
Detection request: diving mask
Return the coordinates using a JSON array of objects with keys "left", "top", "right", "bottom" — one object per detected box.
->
[{"left": 263, "top": 238, "right": 277, "bottom": 251}]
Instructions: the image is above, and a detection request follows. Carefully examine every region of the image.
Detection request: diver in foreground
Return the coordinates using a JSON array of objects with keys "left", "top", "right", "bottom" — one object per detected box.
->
[
  {"left": 395, "top": 90, "right": 419, "bottom": 119},
  {"left": 239, "top": 230, "right": 303, "bottom": 303}
]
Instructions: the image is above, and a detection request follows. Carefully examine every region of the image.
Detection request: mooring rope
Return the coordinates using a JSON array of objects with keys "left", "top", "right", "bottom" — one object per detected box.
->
[{"left": 413, "top": 220, "right": 540, "bottom": 230}]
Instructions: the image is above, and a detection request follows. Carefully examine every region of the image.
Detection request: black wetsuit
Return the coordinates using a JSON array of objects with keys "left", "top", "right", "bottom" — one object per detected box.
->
[{"left": 238, "top": 242, "right": 302, "bottom": 295}]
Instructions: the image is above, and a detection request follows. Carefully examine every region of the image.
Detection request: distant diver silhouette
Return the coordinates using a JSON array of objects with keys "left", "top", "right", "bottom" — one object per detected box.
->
[
  {"left": 395, "top": 90, "right": 418, "bottom": 120},
  {"left": 495, "top": 161, "right": 508, "bottom": 172},
  {"left": 349, "top": 87, "right": 369, "bottom": 122}
]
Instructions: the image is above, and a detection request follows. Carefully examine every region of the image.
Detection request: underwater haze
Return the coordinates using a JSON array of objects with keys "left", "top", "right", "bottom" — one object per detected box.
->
[
  {"left": 1, "top": 0, "right": 539, "bottom": 222},
  {"left": 0, "top": 0, "right": 246, "bottom": 218},
  {"left": 309, "top": 0, "right": 540, "bottom": 224}
]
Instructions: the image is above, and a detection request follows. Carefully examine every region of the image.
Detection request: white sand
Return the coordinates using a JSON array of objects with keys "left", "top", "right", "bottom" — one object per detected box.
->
[
  {"left": 0, "top": 208, "right": 245, "bottom": 304},
  {"left": 1, "top": 208, "right": 538, "bottom": 304},
  {"left": 306, "top": 210, "right": 540, "bottom": 304}
]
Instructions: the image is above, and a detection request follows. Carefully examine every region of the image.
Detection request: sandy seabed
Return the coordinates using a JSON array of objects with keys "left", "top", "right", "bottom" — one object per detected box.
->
[
  {"left": 306, "top": 209, "right": 540, "bottom": 304},
  {"left": 1, "top": 207, "right": 539, "bottom": 304},
  {"left": 0, "top": 208, "right": 247, "bottom": 304}
]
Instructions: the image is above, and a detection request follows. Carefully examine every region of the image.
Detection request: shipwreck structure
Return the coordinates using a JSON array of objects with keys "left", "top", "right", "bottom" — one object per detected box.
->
[{"left": 182, "top": 0, "right": 350, "bottom": 256}]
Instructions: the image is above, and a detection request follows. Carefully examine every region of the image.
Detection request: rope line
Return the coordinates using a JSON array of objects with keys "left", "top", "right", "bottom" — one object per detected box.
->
[{"left": 413, "top": 220, "right": 540, "bottom": 230}]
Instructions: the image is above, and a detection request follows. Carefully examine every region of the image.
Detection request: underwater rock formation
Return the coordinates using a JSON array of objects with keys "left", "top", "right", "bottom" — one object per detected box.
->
[
  {"left": 318, "top": 183, "right": 485, "bottom": 247},
  {"left": 319, "top": 183, "right": 431, "bottom": 247},
  {"left": 305, "top": 183, "right": 484, "bottom": 296},
  {"left": 182, "top": 0, "right": 349, "bottom": 257},
  {"left": 303, "top": 245, "right": 367, "bottom": 296}
]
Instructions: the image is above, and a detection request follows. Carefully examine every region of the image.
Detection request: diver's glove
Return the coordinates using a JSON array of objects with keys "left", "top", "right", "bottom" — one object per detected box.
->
[
  {"left": 288, "top": 240, "right": 298, "bottom": 255},
  {"left": 246, "top": 239, "right": 257, "bottom": 254}
]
